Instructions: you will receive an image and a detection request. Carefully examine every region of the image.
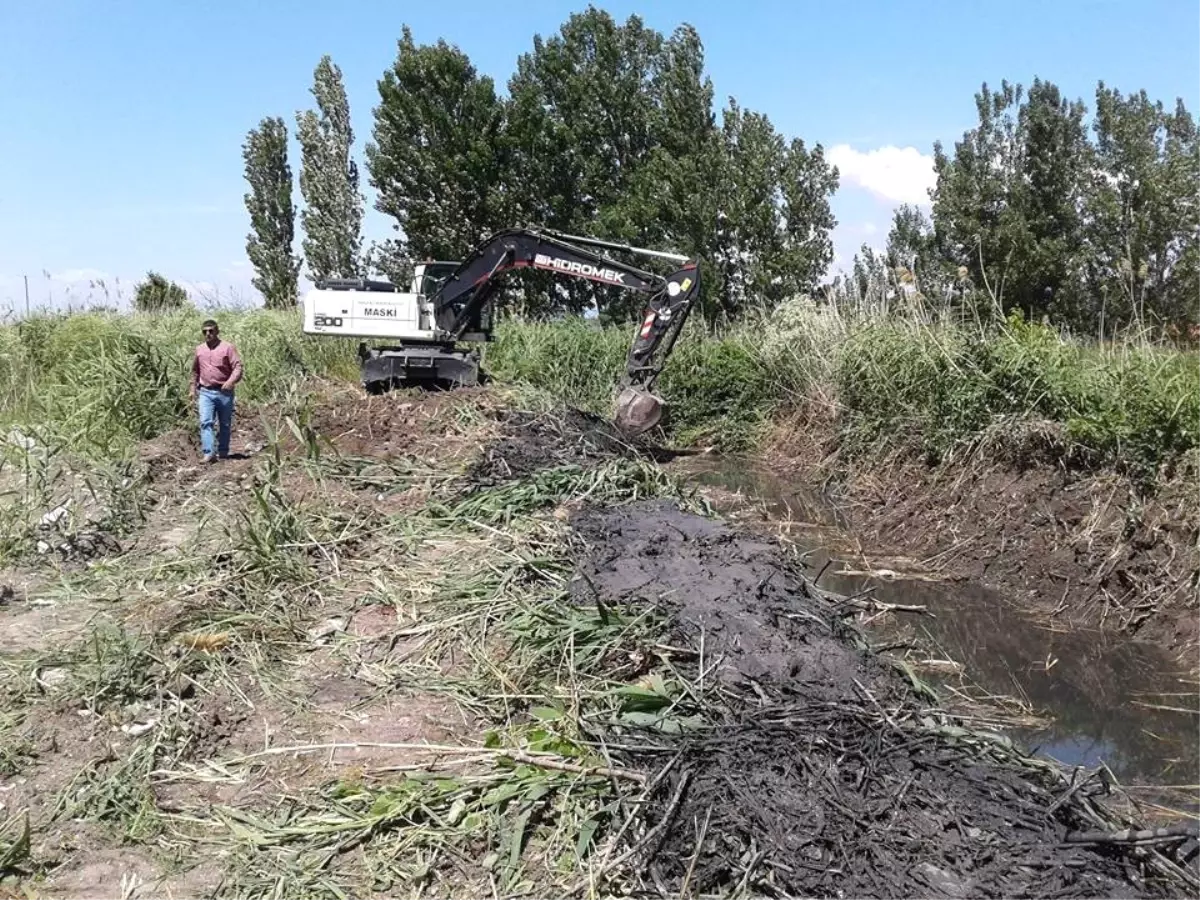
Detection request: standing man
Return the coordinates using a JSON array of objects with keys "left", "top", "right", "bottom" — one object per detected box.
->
[{"left": 190, "top": 319, "right": 244, "bottom": 462}]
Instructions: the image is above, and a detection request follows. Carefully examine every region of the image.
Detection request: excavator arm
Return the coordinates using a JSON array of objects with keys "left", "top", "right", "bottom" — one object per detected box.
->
[{"left": 430, "top": 227, "right": 701, "bottom": 435}]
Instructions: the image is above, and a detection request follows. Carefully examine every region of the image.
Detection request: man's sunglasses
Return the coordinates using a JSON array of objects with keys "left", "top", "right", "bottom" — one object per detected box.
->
[{"left": 202, "top": 327, "right": 217, "bottom": 334}]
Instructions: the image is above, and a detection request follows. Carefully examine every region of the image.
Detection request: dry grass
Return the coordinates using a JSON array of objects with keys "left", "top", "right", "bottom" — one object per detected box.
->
[{"left": 0, "top": 380, "right": 709, "bottom": 897}]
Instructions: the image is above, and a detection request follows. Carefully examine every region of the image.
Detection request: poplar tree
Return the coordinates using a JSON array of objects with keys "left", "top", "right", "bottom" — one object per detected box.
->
[
  {"left": 243, "top": 116, "right": 302, "bottom": 308},
  {"left": 297, "top": 55, "right": 364, "bottom": 283}
]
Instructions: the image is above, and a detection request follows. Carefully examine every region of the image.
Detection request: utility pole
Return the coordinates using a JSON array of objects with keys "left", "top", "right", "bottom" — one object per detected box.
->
[{"left": 24, "top": 275, "right": 30, "bottom": 318}]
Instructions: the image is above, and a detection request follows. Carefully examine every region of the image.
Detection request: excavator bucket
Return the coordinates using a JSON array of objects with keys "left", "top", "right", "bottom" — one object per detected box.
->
[{"left": 613, "top": 384, "right": 665, "bottom": 436}]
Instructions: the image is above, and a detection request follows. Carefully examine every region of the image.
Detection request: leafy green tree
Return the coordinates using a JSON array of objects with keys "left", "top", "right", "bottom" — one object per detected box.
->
[
  {"left": 711, "top": 99, "right": 785, "bottom": 320},
  {"left": 621, "top": 24, "right": 722, "bottom": 314},
  {"left": 1012, "top": 79, "right": 1091, "bottom": 321},
  {"left": 356, "top": 12, "right": 838, "bottom": 323},
  {"left": 777, "top": 137, "right": 838, "bottom": 296},
  {"left": 504, "top": 8, "right": 670, "bottom": 318},
  {"left": 297, "top": 55, "right": 364, "bottom": 283},
  {"left": 1084, "top": 84, "right": 1198, "bottom": 330},
  {"left": 886, "top": 205, "right": 936, "bottom": 276},
  {"left": 708, "top": 100, "right": 839, "bottom": 324},
  {"left": 365, "top": 26, "right": 507, "bottom": 280},
  {"left": 133, "top": 271, "right": 189, "bottom": 312},
  {"left": 242, "top": 116, "right": 302, "bottom": 309},
  {"left": 506, "top": 9, "right": 663, "bottom": 232},
  {"left": 930, "top": 76, "right": 1197, "bottom": 333},
  {"left": 850, "top": 245, "right": 890, "bottom": 308},
  {"left": 502, "top": 12, "right": 835, "bottom": 324},
  {"left": 931, "top": 79, "right": 1093, "bottom": 323}
]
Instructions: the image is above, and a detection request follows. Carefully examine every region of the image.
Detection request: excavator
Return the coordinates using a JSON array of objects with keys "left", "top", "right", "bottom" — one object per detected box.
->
[{"left": 301, "top": 226, "right": 701, "bottom": 437}]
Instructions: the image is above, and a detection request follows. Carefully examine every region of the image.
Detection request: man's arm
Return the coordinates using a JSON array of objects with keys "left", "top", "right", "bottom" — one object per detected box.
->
[{"left": 222, "top": 344, "right": 244, "bottom": 389}]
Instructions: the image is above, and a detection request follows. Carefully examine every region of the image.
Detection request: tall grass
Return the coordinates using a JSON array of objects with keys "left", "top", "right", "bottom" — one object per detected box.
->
[
  {"left": 0, "top": 308, "right": 359, "bottom": 459},
  {"left": 0, "top": 308, "right": 361, "bottom": 562},
  {"left": 486, "top": 321, "right": 779, "bottom": 450},
  {"left": 2, "top": 299, "right": 1195, "bottom": 481},
  {"left": 488, "top": 300, "right": 1199, "bottom": 477}
]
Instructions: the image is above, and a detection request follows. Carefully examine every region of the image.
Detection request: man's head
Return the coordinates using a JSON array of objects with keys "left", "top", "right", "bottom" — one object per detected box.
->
[{"left": 201, "top": 319, "right": 219, "bottom": 347}]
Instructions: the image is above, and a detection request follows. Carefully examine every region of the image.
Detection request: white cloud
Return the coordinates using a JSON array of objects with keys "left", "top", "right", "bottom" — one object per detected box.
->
[{"left": 829, "top": 144, "right": 936, "bottom": 207}]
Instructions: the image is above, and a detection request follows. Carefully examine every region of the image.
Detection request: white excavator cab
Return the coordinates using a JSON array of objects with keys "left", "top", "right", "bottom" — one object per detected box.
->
[{"left": 301, "top": 260, "right": 462, "bottom": 343}]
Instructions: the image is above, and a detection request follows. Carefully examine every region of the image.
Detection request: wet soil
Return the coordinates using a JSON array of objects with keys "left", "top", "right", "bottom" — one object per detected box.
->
[
  {"left": 763, "top": 422, "right": 1200, "bottom": 662},
  {"left": 570, "top": 500, "right": 894, "bottom": 698},
  {"left": 680, "top": 457, "right": 1200, "bottom": 807},
  {"left": 567, "top": 500, "right": 1199, "bottom": 899},
  {"left": 460, "top": 401, "right": 683, "bottom": 492},
  {"left": 465, "top": 406, "right": 630, "bottom": 487}
]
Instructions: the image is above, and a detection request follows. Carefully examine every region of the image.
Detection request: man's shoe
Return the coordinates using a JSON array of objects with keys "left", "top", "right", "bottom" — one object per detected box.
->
[{"left": 202, "top": 453, "right": 216, "bottom": 463}]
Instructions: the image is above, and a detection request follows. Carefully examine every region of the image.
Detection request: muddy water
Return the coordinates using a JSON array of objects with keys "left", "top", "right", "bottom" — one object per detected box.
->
[{"left": 674, "top": 456, "right": 1200, "bottom": 810}]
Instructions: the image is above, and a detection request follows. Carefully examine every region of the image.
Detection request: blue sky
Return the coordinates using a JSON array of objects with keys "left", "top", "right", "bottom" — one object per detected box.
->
[{"left": 0, "top": 0, "right": 1196, "bottom": 314}]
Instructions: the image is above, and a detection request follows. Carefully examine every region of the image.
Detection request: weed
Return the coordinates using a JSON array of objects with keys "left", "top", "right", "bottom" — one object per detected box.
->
[
  {"left": 0, "top": 812, "right": 32, "bottom": 878},
  {"left": 5, "top": 306, "right": 1193, "bottom": 480},
  {"left": 434, "top": 458, "right": 699, "bottom": 526}
]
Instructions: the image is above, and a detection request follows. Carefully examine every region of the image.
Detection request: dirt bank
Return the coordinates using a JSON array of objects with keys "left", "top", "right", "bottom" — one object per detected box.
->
[
  {"left": 568, "top": 500, "right": 1200, "bottom": 898},
  {"left": 762, "top": 414, "right": 1200, "bottom": 665}
]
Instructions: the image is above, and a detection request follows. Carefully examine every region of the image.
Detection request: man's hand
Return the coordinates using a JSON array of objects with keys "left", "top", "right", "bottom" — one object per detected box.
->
[
  {"left": 221, "top": 380, "right": 235, "bottom": 391},
  {"left": 189, "top": 383, "right": 198, "bottom": 401}
]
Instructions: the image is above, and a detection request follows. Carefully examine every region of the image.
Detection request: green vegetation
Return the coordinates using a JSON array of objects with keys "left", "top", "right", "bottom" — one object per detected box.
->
[
  {"left": 0, "top": 308, "right": 357, "bottom": 457},
  {"left": 230, "top": 9, "right": 1196, "bottom": 337},
  {"left": 487, "top": 320, "right": 778, "bottom": 451},
  {"left": 485, "top": 305, "right": 1199, "bottom": 476},
  {"left": 242, "top": 116, "right": 303, "bottom": 309},
  {"left": 2, "top": 11, "right": 1196, "bottom": 896},
  {"left": 0, "top": 309, "right": 359, "bottom": 564},
  {"left": 166, "top": 9, "right": 1196, "bottom": 485},
  {"left": 133, "top": 271, "right": 190, "bottom": 313},
  {"left": 296, "top": 54, "right": 365, "bottom": 283},
  {"left": 2, "top": 302, "right": 1194, "bottom": 496},
  {"left": 254, "top": 9, "right": 841, "bottom": 320}
]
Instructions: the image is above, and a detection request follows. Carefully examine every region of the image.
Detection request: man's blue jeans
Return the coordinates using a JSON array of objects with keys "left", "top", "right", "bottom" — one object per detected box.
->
[{"left": 198, "top": 387, "right": 234, "bottom": 457}]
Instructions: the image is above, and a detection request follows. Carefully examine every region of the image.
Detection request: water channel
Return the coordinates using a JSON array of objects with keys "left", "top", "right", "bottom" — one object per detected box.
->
[{"left": 670, "top": 455, "right": 1200, "bottom": 814}]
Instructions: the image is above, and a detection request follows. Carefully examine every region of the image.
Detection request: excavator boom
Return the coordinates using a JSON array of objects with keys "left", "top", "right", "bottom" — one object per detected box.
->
[
  {"left": 426, "top": 227, "right": 699, "bottom": 435},
  {"left": 431, "top": 228, "right": 669, "bottom": 337}
]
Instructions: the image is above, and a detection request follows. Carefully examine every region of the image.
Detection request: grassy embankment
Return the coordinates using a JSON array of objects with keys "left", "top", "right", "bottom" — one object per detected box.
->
[{"left": 493, "top": 300, "right": 1200, "bottom": 479}]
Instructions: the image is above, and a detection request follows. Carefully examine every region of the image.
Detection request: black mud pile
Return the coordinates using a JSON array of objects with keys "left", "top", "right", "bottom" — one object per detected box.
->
[
  {"left": 465, "top": 406, "right": 659, "bottom": 489},
  {"left": 568, "top": 500, "right": 1197, "bottom": 899}
]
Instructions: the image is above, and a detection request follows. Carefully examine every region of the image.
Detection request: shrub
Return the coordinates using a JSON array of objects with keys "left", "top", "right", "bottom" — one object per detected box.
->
[{"left": 133, "top": 272, "right": 191, "bottom": 313}]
